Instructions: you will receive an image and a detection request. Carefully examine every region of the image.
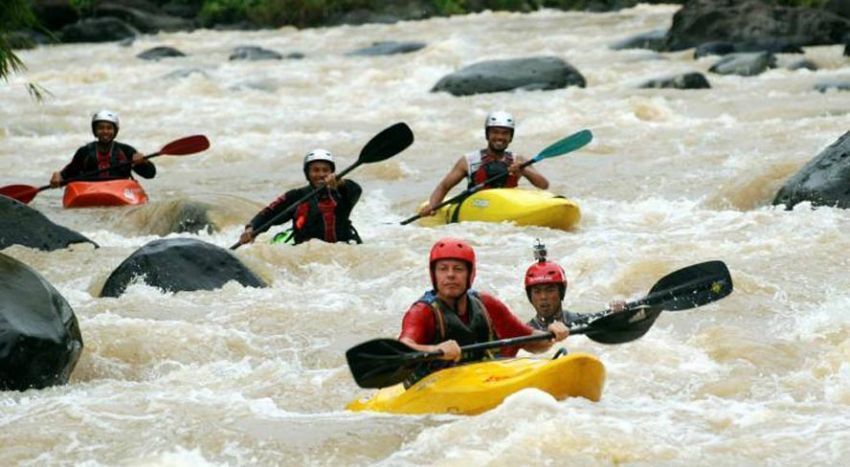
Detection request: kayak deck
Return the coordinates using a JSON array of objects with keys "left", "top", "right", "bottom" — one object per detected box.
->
[
  {"left": 417, "top": 189, "right": 581, "bottom": 231},
  {"left": 347, "top": 352, "right": 605, "bottom": 415},
  {"left": 62, "top": 179, "right": 148, "bottom": 208}
]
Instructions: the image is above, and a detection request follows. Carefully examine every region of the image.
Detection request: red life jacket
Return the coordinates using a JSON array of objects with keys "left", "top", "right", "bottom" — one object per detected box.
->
[
  {"left": 293, "top": 194, "right": 338, "bottom": 243},
  {"left": 465, "top": 150, "right": 518, "bottom": 189},
  {"left": 85, "top": 142, "right": 130, "bottom": 179}
]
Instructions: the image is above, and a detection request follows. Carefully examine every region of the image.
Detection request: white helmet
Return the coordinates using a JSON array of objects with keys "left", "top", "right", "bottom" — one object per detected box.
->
[
  {"left": 485, "top": 111, "right": 515, "bottom": 130},
  {"left": 303, "top": 148, "right": 335, "bottom": 178},
  {"left": 91, "top": 110, "right": 120, "bottom": 136}
]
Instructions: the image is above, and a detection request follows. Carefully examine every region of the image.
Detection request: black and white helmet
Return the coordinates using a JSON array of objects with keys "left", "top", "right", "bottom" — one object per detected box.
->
[
  {"left": 91, "top": 110, "right": 120, "bottom": 136},
  {"left": 303, "top": 148, "right": 335, "bottom": 179}
]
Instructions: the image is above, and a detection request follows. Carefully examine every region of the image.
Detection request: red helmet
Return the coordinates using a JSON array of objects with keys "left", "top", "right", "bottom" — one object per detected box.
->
[
  {"left": 524, "top": 261, "right": 567, "bottom": 300},
  {"left": 429, "top": 237, "right": 476, "bottom": 290}
]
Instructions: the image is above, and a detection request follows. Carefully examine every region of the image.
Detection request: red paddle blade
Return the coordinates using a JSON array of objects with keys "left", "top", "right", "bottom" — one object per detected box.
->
[
  {"left": 159, "top": 135, "right": 210, "bottom": 156},
  {"left": 0, "top": 184, "right": 40, "bottom": 204}
]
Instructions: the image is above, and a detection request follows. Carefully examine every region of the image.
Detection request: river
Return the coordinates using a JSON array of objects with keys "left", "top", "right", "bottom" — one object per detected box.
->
[{"left": 2, "top": 4, "right": 850, "bottom": 465}]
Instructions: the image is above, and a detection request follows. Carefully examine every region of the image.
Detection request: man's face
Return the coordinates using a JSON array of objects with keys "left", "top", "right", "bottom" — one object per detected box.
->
[
  {"left": 486, "top": 126, "right": 512, "bottom": 152},
  {"left": 94, "top": 121, "right": 116, "bottom": 144},
  {"left": 307, "top": 161, "right": 334, "bottom": 186},
  {"left": 433, "top": 259, "right": 469, "bottom": 299},
  {"left": 530, "top": 283, "right": 562, "bottom": 318}
]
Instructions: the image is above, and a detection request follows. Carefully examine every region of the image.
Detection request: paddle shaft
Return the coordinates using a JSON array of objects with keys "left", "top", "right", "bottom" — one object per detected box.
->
[{"left": 399, "top": 158, "right": 537, "bottom": 226}]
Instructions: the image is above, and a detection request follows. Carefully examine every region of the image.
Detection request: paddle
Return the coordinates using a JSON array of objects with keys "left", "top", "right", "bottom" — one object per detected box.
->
[
  {"left": 346, "top": 260, "right": 733, "bottom": 388},
  {"left": 399, "top": 129, "right": 593, "bottom": 226},
  {"left": 0, "top": 135, "right": 210, "bottom": 204},
  {"left": 230, "top": 122, "right": 414, "bottom": 250}
]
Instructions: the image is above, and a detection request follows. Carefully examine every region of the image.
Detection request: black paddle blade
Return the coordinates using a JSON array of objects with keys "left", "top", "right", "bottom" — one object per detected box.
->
[
  {"left": 581, "top": 305, "right": 663, "bottom": 344},
  {"left": 641, "top": 260, "right": 733, "bottom": 311},
  {"left": 358, "top": 122, "right": 414, "bottom": 164},
  {"left": 346, "top": 338, "right": 429, "bottom": 389}
]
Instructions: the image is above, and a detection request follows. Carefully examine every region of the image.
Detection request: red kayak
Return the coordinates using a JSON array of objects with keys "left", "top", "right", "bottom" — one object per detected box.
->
[{"left": 62, "top": 179, "right": 149, "bottom": 208}]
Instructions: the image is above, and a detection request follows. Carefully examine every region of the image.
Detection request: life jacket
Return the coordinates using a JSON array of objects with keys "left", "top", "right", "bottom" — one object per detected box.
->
[
  {"left": 404, "top": 289, "right": 497, "bottom": 387},
  {"left": 83, "top": 142, "right": 131, "bottom": 179},
  {"left": 291, "top": 189, "right": 361, "bottom": 245},
  {"left": 465, "top": 150, "right": 518, "bottom": 190}
]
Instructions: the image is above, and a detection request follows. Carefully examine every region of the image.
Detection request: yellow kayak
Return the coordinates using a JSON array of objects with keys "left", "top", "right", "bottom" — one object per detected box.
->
[
  {"left": 346, "top": 352, "right": 605, "bottom": 415},
  {"left": 417, "top": 189, "right": 581, "bottom": 231}
]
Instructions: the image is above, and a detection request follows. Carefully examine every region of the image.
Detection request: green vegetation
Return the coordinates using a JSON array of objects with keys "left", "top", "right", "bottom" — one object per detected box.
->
[{"left": 0, "top": 0, "right": 47, "bottom": 100}]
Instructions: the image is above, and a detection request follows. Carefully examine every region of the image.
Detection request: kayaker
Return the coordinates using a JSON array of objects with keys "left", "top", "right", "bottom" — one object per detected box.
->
[
  {"left": 238, "top": 149, "right": 363, "bottom": 245},
  {"left": 525, "top": 241, "right": 626, "bottom": 331},
  {"left": 418, "top": 111, "right": 549, "bottom": 217},
  {"left": 49, "top": 110, "right": 156, "bottom": 187},
  {"left": 398, "top": 237, "right": 568, "bottom": 384}
]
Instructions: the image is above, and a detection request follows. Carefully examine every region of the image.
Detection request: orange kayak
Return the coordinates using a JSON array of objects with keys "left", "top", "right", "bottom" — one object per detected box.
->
[{"left": 62, "top": 179, "right": 149, "bottom": 208}]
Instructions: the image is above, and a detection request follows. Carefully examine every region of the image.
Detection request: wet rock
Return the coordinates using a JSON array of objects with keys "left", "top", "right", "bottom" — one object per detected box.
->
[
  {"left": 60, "top": 17, "right": 139, "bottom": 43},
  {"left": 95, "top": 3, "right": 194, "bottom": 33},
  {"left": 773, "top": 132, "right": 850, "bottom": 209},
  {"left": 610, "top": 29, "right": 667, "bottom": 51},
  {"left": 845, "top": 41, "right": 850, "bottom": 56},
  {"left": 161, "top": 0, "right": 202, "bottom": 19},
  {"left": 0, "top": 253, "right": 83, "bottom": 391},
  {"left": 100, "top": 238, "right": 267, "bottom": 297},
  {"left": 347, "top": 41, "right": 426, "bottom": 56},
  {"left": 787, "top": 58, "right": 818, "bottom": 71},
  {"left": 162, "top": 68, "right": 210, "bottom": 80},
  {"left": 639, "top": 72, "right": 711, "bottom": 89},
  {"left": 432, "top": 56, "right": 585, "bottom": 97},
  {"left": 0, "top": 196, "right": 97, "bottom": 251},
  {"left": 694, "top": 41, "right": 736, "bottom": 58},
  {"left": 814, "top": 81, "right": 850, "bottom": 92},
  {"left": 122, "top": 199, "right": 218, "bottom": 235},
  {"left": 229, "top": 46, "right": 283, "bottom": 61},
  {"left": 665, "top": 0, "right": 850, "bottom": 52},
  {"left": 709, "top": 52, "right": 776, "bottom": 76},
  {"left": 137, "top": 46, "right": 186, "bottom": 61}
]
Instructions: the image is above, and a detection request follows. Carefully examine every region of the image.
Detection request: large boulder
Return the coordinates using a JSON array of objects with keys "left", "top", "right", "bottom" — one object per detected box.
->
[
  {"left": 773, "top": 132, "right": 850, "bottom": 209},
  {"left": 0, "top": 253, "right": 83, "bottom": 391},
  {"left": 95, "top": 3, "right": 194, "bottom": 33},
  {"left": 665, "top": 0, "right": 850, "bottom": 52},
  {"left": 137, "top": 45, "right": 186, "bottom": 61},
  {"left": 432, "top": 56, "right": 585, "bottom": 97},
  {"left": 229, "top": 46, "right": 283, "bottom": 61},
  {"left": 60, "top": 17, "right": 139, "bottom": 43},
  {"left": 100, "top": 238, "right": 267, "bottom": 297},
  {"left": 0, "top": 196, "right": 97, "bottom": 251}
]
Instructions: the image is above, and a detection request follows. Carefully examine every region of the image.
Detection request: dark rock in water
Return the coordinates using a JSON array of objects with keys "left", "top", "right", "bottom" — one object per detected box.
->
[
  {"left": 639, "top": 72, "right": 711, "bottom": 89},
  {"left": 709, "top": 52, "right": 776, "bottom": 76},
  {"left": 285, "top": 52, "right": 305, "bottom": 59},
  {"left": 0, "top": 196, "right": 97, "bottom": 251},
  {"left": 229, "top": 46, "right": 283, "bottom": 61},
  {"left": 161, "top": 0, "right": 202, "bottom": 19},
  {"left": 123, "top": 199, "right": 218, "bottom": 235},
  {"left": 60, "top": 17, "right": 139, "bottom": 43},
  {"left": 665, "top": 0, "right": 850, "bottom": 52},
  {"left": 347, "top": 41, "right": 426, "bottom": 56},
  {"left": 773, "top": 132, "right": 850, "bottom": 209},
  {"left": 95, "top": 4, "right": 194, "bottom": 33},
  {"left": 137, "top": 46, "right": 186, "bottom": 61},
  {"left": 32, "top": 0, "right": 81, "bottom": 31},
  {"left": 101, "top": 238, "right": 266, "bottom": 297},
  {"left": 787, "top": 58, "right": 818, "bottom": 71},
  {"left": 162, "top": 68, "right": 210, "bottom": 80},
  {"left": 610, "top": 29, "right": 667, "bottom": 51},
  {"left": 0, "top": 253, "right": 83, "bottom": 391},
  {"left": 694, "top": 41, "right": 736, "bottom": 58},
  {"left": 814, "top": 81, "right": 850, "bottom": 92},
  {"left": 432, "top": 56, "right": 585, "bottom": 97},
  {"left": 845, "top": 41, "right": 850, "bottom": 56}
]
